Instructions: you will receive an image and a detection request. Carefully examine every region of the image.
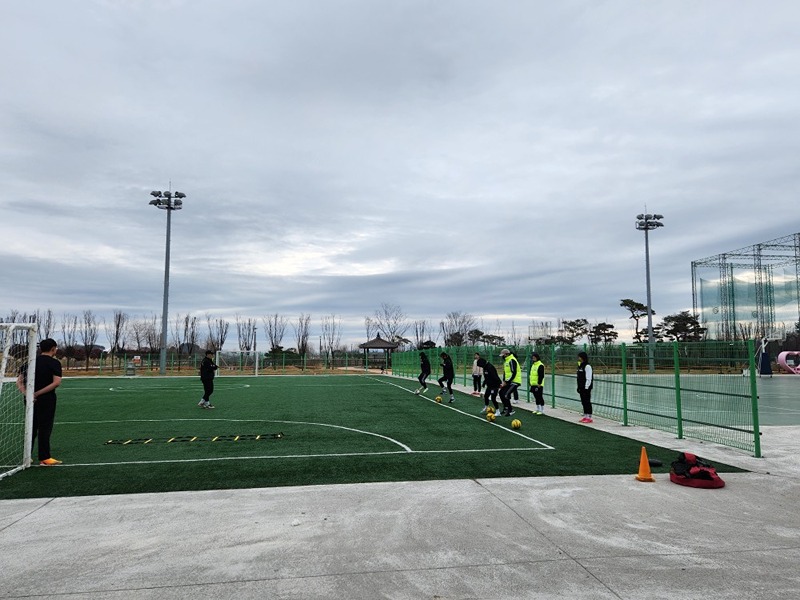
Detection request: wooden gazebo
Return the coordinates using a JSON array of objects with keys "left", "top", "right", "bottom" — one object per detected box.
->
[{"left": 358, "top": 334, "right": 399, "bottom": 372}]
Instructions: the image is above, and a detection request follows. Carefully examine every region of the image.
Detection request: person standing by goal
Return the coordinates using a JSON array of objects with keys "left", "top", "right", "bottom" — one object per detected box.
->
[
  {"left": 198, "top": 350, "right": 218, "bottom": 409},
  {"left": 16, "top": 338, "right": 63, "bottom": 466}
]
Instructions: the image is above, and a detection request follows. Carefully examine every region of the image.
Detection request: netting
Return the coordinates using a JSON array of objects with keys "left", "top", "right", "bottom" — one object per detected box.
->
[{"left": 0, "top": 323, "right": 36, "bottom": 480}]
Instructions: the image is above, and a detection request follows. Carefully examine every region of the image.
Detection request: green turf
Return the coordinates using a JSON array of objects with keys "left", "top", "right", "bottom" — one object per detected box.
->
[{"left": 0, "top": 375, "right": 746, "bottom": 499}]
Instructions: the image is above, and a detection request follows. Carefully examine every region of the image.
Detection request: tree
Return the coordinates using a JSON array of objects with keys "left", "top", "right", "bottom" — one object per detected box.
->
[
  {"left": 364, "top": 317, "right": 376, "bottom": 341},
  {"left": 480, "top": 333, "right": 505, "bottom": 347},
  {"left": 34, "top": 309, "right": 55, "bottom": 341},
  {"left": 262, "top": 313, "right": 287, "bottom": 353},
  {"left": 412, "top": 320, "right": 434, "bottom": 349},
  {"left": 588, "top": 322, "right": 619, "bottom": 345},
  {"left": 128, "top": 318, "right": 147, "bottom": 352},
  {"left": 558, "top": 319, "right": 589, "bottom": 344},
  {"left": 206, "top": 314, "right": 230, "bottom": 352},
  {"left": 79, "top": 310, "right": 100, "bottom": 370},
  {"left": 320, "top": 314, "right": 342, "bottom": 363},
  {"left": 467, "top": 328, "right": 484, "bottom": 345},
  {"left": 440, "top": 311, "right": 476, "bottom": 347},
  {"left": 372, "top": 303, "right": 409, "bottom": 343},
  {"left": 293, "top": 313, "right": 312, "bottom": 357},
  {"left": 144, "top": 314, "right": 161, "bottom": 353},
  {"left": 620, "top": 299, "right": 653, "bottom": 343},
  {"left": 660, "top": 311, "right": 706, "bottom": 341},
  {"left": 235, "top": 314, "right": 257, "bottom": 352},
  {"left": 104, "top": 310, "right": 129, "bottom": 370}
]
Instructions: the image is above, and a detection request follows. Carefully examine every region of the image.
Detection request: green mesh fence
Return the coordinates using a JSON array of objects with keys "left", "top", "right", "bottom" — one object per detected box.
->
[{"left": 395, "top": 341, "right": 761, "bottom": 457}]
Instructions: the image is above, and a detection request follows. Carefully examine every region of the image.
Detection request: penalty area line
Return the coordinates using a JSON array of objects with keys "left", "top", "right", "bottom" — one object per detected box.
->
[{"left": 50, "top": 446, "right": 552, "bottom": 468}]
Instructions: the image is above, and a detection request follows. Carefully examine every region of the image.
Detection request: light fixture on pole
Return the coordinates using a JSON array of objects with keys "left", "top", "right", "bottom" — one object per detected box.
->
[
  {"left": 635, "top": 212, "right": 664, "bottom": 373},
  {"left": 149, "top": 189, "right": 187, "bottom": 375}
]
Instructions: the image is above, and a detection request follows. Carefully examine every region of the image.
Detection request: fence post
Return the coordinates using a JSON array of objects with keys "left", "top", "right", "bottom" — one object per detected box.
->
[
  {"left": 621, "top": 343, "right": 628, "bottom": 426},
  {"left": 747, "top": 339, "right": 762, "bottom": 457},
  {"left": 673, "top": 342, "right": 683, "bottom": 440},
  {"left": 549, "top": 344, "right": 556, "bottom": 408}
]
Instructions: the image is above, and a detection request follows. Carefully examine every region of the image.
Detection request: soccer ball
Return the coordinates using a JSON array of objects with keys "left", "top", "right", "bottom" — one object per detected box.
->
[
  {"left": 486, "top": 406, "right": 495, "bottom": 414},
  {"left": 435, "top": 395, "right": 442, "bottom": 403},
  {"left": 511, "top": 419, "right": 522, "bottom": 430},
  {"left": 486, "top": 412, "right": 496, "bottom": 422}
]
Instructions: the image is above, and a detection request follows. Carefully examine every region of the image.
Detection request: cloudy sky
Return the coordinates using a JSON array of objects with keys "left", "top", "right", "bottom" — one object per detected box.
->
[{"left": 2, "top": 0, "right": 799, "bottom": 349}]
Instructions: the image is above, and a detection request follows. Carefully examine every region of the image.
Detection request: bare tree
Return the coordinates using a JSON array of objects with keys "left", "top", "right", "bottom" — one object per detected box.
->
[
  {"left": 33, "top": 309, "right": 55, "bottom": 340},
  {"left": 364, "top": 316, "right": 376, "bottom": 340},
  {"left": 206, "top": 314, "right": 230, "bottom": 352},
  {"left": 293, "top": 313, "right": 312, "bottom": 357},
  {"left": 104, "top": 310, "right": 129, "bottom": 370},
  {"left": 60, "top": 313, "right": 79, "bottom": 369},
  {"left": 79, "top": 310, "right": 100, "bottom": 370},
  {"left": 373, "top": 303, "right": 409, "bottom": 343},
  {"left": 128, "top": 318, "right": 147, "bottom": 352},
  {"left": 262, "top": 313, "right": 287, "bottom": 352},
  {"left": 320, "top": 314, "right": 342, "bottom": 363},
  {"left": 144, "top": 314, "right": 161, "bottom": 353},
  {"left": 235, "top": 314, "right": 257, "bottom": 352},
  {"left": 440, "top": 311, "right": 476, "bottom": 347}
]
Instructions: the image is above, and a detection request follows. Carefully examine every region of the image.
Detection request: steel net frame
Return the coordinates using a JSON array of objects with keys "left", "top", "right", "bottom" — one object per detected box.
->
[{"left": 692, "top": 232, "right": 800, "bottom": 340}]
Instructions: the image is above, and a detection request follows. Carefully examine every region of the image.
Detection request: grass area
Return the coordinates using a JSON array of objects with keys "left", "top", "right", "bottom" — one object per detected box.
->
[{"left": 0, "top": 374, "right": 746, "bottom": 499}]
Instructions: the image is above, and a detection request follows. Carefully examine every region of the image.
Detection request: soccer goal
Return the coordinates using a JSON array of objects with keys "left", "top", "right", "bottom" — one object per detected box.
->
[
  {"left": 216, "top": 350, "right": 261, "bottom": 375},
  {"left": 0, "top": 323, "right": 37, "bottom": 480}
]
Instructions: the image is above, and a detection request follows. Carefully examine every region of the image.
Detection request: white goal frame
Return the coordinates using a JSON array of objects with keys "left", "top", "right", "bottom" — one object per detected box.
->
[{"left": 0, "top": 323, "right": 37, "bottom": 480}]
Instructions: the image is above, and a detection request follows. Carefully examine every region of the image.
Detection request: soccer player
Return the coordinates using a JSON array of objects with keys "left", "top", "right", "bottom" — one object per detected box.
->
[
  {"left": 198, "top": 350, "right": 218, "bottom": 409},
  {"left": 16, "top": 338, "right": 63, "bottom": 465},
  {"left": 529, "top": 352, "right": 546, "bottom": 415},
  {"left": 577, "top": 351, "right": 593, "bottom": 423},
  {"left": 498, "top": 348, "right": 521, "bottom": 416},
  {"left": 414, "top": 352, "right": 432, "bottom": 395},
  {"left": 476, "top": 357, "right": 501, "bottom": 414},
  {"left": 438, "top": 352, "right": 455, "bottom": 403}
]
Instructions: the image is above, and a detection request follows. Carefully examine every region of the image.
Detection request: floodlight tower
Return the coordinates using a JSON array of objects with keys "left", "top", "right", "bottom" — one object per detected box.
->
[
  {"left": 635, "top": 213, "right": 664, "bottom": 373},
  {"left": 149, "top": 189, "right": 186, "bottom": 375}
]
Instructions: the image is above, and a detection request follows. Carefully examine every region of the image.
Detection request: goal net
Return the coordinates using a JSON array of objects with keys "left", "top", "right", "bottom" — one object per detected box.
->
[
  {"left": 216, "top": 350, "right": 261, "bottom": 375},
  {"left": 0, "top": 323, "right": 37, "bottom": 480}
]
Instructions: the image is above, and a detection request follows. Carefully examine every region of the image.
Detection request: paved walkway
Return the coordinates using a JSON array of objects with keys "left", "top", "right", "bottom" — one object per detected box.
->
[{"left": 2, "top": 382, "right": 799, "bottom": 599}]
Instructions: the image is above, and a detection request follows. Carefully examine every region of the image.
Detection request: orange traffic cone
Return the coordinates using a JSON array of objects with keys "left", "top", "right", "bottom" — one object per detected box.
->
[{"left": 635, "top": 446, "right": 655, "bottom": 482}]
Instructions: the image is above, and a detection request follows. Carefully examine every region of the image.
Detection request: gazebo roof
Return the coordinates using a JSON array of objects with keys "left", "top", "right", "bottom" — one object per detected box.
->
[{"left": 359, "top": 334, "right": 399, "bottom": 350}]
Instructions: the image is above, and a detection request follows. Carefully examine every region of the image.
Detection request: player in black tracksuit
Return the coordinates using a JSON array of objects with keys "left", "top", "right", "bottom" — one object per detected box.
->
[
  {"left": 198, "top": 351, "right": 218, "bottom": 409},
  {"left": 477, "top": 358, "right": 501, "bottom": 414},
  {"left": 438, "top": 352, "right": 456, "bottom": 403},
  {"left": 414, "top": 352, "right": 432, "bottom": 395}
]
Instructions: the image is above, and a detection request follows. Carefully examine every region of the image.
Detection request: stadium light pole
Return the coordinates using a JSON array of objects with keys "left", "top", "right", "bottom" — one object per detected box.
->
[
  {"left": 635, "top": 213, "right": 664, "bottom": 373},
  {"left": 149, "top": 189, "right": 186, "bottom": 375}
]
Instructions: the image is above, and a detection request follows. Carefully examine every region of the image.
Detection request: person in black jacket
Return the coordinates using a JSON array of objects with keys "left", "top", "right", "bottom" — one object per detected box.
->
[
  {"left": 577, "top": 351, "right": 593, "bottom": 423},
  {"left": 477, "top": 357, "right": 501, "bottom": 414},
  {"left": 198, "top": 350, "right": 218, "bottom": 409},
  {"left": 414, "top": 352, "right": 432, "bottom": 395},
  {"left": 438, "top": 352, "right": 456, "bottom": 403}
]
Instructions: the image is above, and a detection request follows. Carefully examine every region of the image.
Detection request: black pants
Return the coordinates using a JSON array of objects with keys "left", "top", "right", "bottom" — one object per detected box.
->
[
  {"left": 484, "top": 386, "right": 500, "bottom": 409},
  {"left": 418, "top": 372, "right": 430, "bottom": 388},
  {"left": 579, "top": 389, "right": 592, "bottom": 415},
  {"left": 438, "top": 376, "right": 453, "bottom": 394},
  {"left": 32, "top": 397, "right": 57, "bottom": 461},
  {"left": 531, "top": 385, "right": 545, "bottom": 407},
  {"left": 472, "top": 375, "right": 482, "bottom": 392},
  {"left": 202, "top": 378, "right": 214, "bottom": 402},
  {"left": 499, "top": 383, "right": 519, "bottom": 412}
]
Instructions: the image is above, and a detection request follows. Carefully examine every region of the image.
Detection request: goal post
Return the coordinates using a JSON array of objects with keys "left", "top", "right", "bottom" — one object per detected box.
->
[{"left": 0, "top": 323, "right": 37, "bottom": 480}]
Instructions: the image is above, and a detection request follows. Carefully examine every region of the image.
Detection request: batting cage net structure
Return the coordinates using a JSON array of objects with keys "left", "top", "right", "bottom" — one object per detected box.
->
[
  {"left": 692, "top": 232, "right": 800, "bottom": 341},
  {"left": 0, "top": 323, "right": 37, "bottom": 480}
]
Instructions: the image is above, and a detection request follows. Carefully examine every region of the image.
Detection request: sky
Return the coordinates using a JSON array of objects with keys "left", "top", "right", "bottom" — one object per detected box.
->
[{"left": 2, "top": 0, "right": 800, "bottom": 350}]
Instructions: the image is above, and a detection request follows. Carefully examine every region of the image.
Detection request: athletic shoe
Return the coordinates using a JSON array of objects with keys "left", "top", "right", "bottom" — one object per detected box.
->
[
  {"left": 448, "top": 396, "right": 455, "bottom": 403},
  {"left": 205, "top": 404, "right": 215, "bottom": 409},
  {"left": 40, "top": 458, "right": 62, "bottom": 466},
  {"left": 583, "top": 418, "right": 593, "bottom": 423},
  {"left": 579, "top": 417, "right": 590, "bottom": 423},
  {"left": 420, "top": 388, "right": 427, "bottom": 395},
  {"left": 534, "top": 410, "right": 543, "bottom": 416},
  {"left": 414, "top": 388, "right": 421, "bottom": 395},
  {"left": 198, "top": 400, "right": 206, "bottom": 407},
  {"left": 507, "top": 409, "right": 515, "bottom": 416},
  {"left": 480, "top": 407, "right": 488, "bottom": 414}
]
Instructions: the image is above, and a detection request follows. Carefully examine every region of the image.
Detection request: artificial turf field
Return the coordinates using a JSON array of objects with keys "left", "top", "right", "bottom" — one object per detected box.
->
[{"left": 0, "top": 374, "right": 745, "bottom": 499}]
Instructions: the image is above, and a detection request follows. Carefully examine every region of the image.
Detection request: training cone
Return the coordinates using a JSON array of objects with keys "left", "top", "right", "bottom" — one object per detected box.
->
[{"left": 635, "top": 446, "right": 656, "bottom": 482}]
